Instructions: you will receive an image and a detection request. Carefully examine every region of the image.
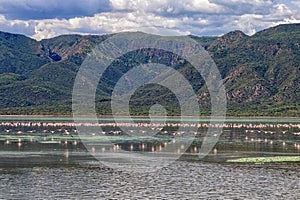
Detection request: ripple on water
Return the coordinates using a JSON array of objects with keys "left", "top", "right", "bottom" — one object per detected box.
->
[{"left": 0, "top": 160, "right": 299, "bottom": 199}]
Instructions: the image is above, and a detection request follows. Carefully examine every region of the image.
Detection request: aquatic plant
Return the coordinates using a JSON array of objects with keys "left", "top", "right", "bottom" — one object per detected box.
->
[{"left": 227, "top": 156, "right": 300, "bottom": 163}]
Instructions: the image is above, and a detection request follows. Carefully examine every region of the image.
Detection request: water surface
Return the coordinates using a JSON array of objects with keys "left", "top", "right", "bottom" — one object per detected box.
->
[{"left": 0, "top": 116, "right": 299, "bottom": 199}]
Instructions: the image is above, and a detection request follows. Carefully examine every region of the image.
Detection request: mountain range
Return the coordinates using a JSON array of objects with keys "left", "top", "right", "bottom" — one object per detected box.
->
[{"left": 0, "top": 23, "right": 299, "bottom": 116}]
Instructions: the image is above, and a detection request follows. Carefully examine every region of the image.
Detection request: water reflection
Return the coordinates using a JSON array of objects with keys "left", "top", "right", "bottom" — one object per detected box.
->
[{"left": 0, "top": 119, "right": 299, "bottom": 164}]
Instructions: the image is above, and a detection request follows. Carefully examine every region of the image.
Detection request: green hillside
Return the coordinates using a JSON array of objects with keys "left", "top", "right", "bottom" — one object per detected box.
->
[{"left": 0, "top": 24, "right": 299, "bottom": 116}]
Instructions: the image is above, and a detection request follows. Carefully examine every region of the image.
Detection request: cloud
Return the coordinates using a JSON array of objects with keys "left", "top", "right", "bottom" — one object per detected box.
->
[
  {"left": 110, "top": 0, "right": 224, "bottom": 14},
  {"left": 210, "top": 0, "right": 274, "bottom": 14},
  {"left": 0, "top": 0, "right": 299, "bottom": 40},
  {"left": 292, "top": 0, "right": 300, "bottom": 8},
  {"left": 31, "top": 12, "right": 191, "bottom": 40},
  {"left": 233, "top": 3, "right": 297, "bottom": 35},
  {"left": 0, "top": 0, "right": 111, "bottom": 20},
  {"left": 0, "top": 15, "right": 35, "bottom": 36}
]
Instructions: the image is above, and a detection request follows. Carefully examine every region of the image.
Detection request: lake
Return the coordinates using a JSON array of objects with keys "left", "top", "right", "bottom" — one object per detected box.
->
[{"left": 0, "top": 116, "right": 299, "bottom": 199}]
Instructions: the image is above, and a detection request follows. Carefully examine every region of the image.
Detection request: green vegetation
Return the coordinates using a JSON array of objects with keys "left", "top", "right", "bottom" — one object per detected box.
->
[
  {"left": 0, "top": 24, "right": 299, "bottom": 116},
  {"left": 227, "top": 156, "right": 300, "bottom": 163}
]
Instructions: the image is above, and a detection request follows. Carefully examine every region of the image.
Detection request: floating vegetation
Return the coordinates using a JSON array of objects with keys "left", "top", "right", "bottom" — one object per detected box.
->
[
  {"left": 0, "top": 134, "right": 174, "bottom": 144},
  {"left": 227, "top": 156, "right": 300, "bottom": 163},
  {"left": 39, "top": 141, "right": 61, "bottom": 144}
]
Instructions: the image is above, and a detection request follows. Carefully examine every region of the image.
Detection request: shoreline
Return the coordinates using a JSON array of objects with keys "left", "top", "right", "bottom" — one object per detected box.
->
[
  {"left": 0, "top": 115, "right": 299, "bottom": 124},
  {"left": 0, "top": 114, "right": 299, "bottom": 118}
]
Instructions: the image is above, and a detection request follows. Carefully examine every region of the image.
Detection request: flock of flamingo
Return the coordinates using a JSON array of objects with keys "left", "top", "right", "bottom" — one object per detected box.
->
[
  {"left": 0, "top": 120, "right": 300, "bottom": 152},
  {"left": 0, "top": 121, "right": 300, "bottom": 130}
]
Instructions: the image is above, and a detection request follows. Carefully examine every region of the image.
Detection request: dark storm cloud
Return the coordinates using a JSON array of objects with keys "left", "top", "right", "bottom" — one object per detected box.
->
[{"left": 0, "top": 0, "right": 111, "bottom": 20}]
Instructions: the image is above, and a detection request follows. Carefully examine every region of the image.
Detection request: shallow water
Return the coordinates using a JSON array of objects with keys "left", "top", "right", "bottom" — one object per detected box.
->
[
  {"left": 0, "top": 158, "right": 299, "bottom": 199},
  {"left": 0, "top": 117, "right": 299, "bottom": 199}
]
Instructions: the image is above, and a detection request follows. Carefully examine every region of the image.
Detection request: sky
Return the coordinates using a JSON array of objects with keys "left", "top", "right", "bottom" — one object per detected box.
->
[{"left": 0, "top": 0, "right": 299, "bottom": 40}]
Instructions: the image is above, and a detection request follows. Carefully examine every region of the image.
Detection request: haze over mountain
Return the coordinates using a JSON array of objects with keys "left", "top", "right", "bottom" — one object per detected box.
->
[{"left": 0, "top": 23, "right": 299, "bottom": 116}]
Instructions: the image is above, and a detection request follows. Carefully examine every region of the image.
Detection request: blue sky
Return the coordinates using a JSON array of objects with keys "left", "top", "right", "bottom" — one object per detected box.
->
[{"left": 0, "top": 0, "right": 299, "bottom": 40}]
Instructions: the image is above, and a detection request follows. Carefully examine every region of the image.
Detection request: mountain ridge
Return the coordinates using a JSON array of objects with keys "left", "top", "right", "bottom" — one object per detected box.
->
[{"left": 0, "top": 24, "right": 299, "bottom": 116}]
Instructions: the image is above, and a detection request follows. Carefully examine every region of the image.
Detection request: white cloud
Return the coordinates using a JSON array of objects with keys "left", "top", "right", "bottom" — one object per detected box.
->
[
  {"left": 109, "top": 0, "right": 223, "bottom": 15},
  {"left": 109, "top": 0, "right": 137, "bottom": 10},
  {"left": 232, "top": 2, "right": 297, "bottom": 35},
  {"left": 0, "top": 0, "right": 299, "bottom": 40},
  {"left": 28, "top": 11, "right": 191, "bottom": 40},
  {"left": 32, "top": 19, "right": 70, "bottom": 40},
  {"left": 0, "top": 14, "right": 35, "bottom": 36}
]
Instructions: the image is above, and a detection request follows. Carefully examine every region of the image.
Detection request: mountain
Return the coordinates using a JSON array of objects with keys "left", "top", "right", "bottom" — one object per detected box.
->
[
  {"left": 211, "top": 24, "right": 300, "bottom": 116},
  {"left": 0, "top": 23, "right": 299, "bottom": 116}
]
